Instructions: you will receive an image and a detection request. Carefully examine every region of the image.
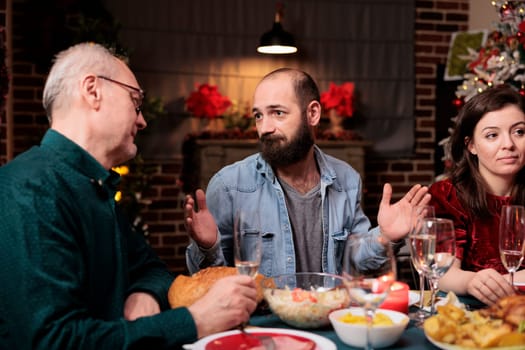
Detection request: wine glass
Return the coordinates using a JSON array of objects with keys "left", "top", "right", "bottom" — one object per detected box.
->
[
  {"left": 416, "top": 218, "right": 456, "bottom": 315},
  {"left": 408, "top": 205, "right": 435, "bottom": 323},
  {"left": 342, "top": 233, "right": 396, "bottom": 350},
  {"left": 499, "top": 205, "right": 525, "bottom": 289},
  {"left": 233, "top": 212, "right": 274, "bottom": 347},
  {"left": 233, "top": 210, "right": 262, "bottom": 278}
]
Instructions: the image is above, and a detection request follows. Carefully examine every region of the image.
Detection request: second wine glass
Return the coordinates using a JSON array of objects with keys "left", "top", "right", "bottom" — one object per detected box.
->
[
  {"left": 233, "top": 210, "right": 262, "bottom": 278},
  {"left": 499, "top": 205, "right": 525, "bottom": 288},
  {"left": 343, "top": 233, "right": 396, "bottom": 350},
  {"left": 416, "top": 218, "right": 456, "bottom": 315},
  {"left": 408, "top": 205, "right": 435, "bottom": 324}
]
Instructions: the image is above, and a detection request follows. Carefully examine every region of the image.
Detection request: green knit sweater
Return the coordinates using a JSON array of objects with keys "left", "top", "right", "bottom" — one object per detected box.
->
[{"left": 0, "top": 130, "right": 197, "bottom": 349}]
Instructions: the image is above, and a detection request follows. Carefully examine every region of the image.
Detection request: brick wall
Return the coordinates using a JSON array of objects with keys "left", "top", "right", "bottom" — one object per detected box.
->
[
  {"left": 0, "top": 0, "right": 5, "bottom": 164},
  {"left": 0, "top": 0, "right": 471, "bottom": 276},
  {"left": 6, "top": 1, "right": 49, "bottom": 159}
]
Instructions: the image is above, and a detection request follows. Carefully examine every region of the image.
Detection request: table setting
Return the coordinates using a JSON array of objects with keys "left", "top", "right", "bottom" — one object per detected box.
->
[
  {"left": 181, "top": 206, "right": 525, "bottom": 350},
  {"left": 182, "top": 289, "right": 446, "bottom": 350},
  {"left": 183, "top": 287, "right": 525, "bottom": 350},
  {"left": 182, "top": 231, "right": 447, "bottom": 349}
]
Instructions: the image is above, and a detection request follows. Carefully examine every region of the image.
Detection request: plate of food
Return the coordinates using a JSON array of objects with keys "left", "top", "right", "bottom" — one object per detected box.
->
[
  {"left": 426, "top": 335, "right": 525, "bottom": 350},
  {"left": 423, "top": 294, "right": 525, "bottom": 349},
  {"left": 184, "top": 328, "right": 336, "bottom": 350}
]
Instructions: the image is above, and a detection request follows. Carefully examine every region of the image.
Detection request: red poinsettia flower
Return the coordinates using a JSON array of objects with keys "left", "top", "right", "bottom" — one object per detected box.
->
[
  {"left": 185, "top": 83, "right": 232, "bottom": 119},
  {"left": 320, "top": 82, "right": 355, "bottom": 117}
]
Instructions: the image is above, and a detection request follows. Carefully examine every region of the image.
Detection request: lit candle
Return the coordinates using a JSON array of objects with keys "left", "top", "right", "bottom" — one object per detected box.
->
[{"left": 379, "top": 281, "right": 409, "bottom": 314}]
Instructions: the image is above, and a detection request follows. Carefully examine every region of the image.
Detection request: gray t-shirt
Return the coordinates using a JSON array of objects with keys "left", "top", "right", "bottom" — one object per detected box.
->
[{"left": 278, "top": 179, "right": 323, "bottom": 273}]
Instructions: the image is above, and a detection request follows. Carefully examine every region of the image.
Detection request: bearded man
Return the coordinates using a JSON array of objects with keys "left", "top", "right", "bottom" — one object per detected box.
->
[{"left": 184, "top": 68, "right": 430, "bottom": 276}]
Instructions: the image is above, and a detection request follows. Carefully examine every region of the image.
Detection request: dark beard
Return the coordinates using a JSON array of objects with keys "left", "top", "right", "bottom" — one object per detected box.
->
[{"left": 259, "top": 121, "right": 314, "bottom": 167}]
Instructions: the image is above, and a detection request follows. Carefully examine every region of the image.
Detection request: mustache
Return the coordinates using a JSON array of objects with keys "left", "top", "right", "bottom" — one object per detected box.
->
[{"left": 260, "top": 134, "right": 286, "bottom": 143}]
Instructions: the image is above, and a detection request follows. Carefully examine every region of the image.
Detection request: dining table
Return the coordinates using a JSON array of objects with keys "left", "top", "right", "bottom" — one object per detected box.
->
[{"left": 247, "top": 291, "right": 487, "bottom": 350}]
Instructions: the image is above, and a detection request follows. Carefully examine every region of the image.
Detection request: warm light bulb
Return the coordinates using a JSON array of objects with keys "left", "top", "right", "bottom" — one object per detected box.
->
[{"left": 257, "top": 45, "right": 298, "bottom": 54}]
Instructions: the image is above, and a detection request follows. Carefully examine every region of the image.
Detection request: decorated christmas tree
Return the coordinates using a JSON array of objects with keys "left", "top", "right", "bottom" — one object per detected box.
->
[{"left": 455, "top": 1, "right": 525, "bottom": 102}]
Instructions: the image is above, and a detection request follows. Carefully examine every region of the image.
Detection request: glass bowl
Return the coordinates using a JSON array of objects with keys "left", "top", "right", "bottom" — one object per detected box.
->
[{"left": 261, "top": 272, "right": 350, "bottom": 328}]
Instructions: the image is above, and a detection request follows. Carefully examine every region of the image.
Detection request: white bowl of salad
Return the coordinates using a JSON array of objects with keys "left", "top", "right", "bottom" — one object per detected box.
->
[{"left": 261, "top": 272, "right": 350, "bottom": 329}]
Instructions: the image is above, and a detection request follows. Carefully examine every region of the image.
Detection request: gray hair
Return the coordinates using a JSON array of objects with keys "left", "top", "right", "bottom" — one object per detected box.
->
[{"left": 42, "top": 42, "right": 119, "bottom": 123}]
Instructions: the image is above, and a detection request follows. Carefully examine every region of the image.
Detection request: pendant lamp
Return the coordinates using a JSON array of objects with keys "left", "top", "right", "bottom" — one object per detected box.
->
[{"left": 257, "top": 3, "right": 298, "bottom": 55}]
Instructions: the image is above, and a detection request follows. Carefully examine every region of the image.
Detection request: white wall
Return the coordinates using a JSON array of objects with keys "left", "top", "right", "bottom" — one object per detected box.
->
[{"left": 469, "top": 0, "right": 499, "bottom": 30}]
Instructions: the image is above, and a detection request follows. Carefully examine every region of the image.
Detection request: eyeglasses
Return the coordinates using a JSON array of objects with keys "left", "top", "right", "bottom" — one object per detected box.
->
[{"left": 97, "top": 75, "right": 145, "bottom": 115}]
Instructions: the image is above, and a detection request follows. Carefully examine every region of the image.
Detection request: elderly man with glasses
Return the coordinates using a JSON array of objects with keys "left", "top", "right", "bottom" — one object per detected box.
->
[{"left": 0, "top": 42, "right": 257, "bottom": 349}]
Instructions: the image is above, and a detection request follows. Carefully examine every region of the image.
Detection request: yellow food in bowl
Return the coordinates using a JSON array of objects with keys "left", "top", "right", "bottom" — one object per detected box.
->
[
  {"left": 338, "top": 312, "right": 395, "bottom": 326},
  {"left": 329, "top": 308, "right": 409, "bottom": 348}
]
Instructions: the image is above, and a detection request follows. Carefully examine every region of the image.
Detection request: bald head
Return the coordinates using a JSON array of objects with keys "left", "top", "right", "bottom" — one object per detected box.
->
[{"left": 259, "top": 68, "right": 321, "bottom": 113}]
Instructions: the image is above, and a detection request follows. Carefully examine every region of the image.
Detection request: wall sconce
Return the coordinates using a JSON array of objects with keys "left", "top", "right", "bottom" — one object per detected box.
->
[{"left": 257, "top": 3, "right": 297, "bottom": 55}]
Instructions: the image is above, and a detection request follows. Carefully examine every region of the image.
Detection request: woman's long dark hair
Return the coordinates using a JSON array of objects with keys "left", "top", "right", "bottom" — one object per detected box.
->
[{"left": 449, "top": 85, "right": 525, "bottom": 217}]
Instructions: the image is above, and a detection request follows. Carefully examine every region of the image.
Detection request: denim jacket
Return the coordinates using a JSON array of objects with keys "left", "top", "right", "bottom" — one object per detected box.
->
[{"left": 185, "top": 145, "right": 381, "bottom": 276}]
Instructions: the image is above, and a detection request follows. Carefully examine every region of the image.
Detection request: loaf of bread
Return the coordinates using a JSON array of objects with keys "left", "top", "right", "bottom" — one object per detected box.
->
[{"left": 168, "top": 266, "right": 265, "bottom": 308}]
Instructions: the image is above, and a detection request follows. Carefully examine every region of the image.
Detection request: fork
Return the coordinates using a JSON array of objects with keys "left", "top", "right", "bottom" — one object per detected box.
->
[{"left": 238, "top": 324, "right": 276, "bottom": 350}]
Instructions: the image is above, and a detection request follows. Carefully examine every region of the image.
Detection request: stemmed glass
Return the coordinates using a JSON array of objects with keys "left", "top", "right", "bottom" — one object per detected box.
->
[
  {"left": 499, "top": 205, "right": 525, "bottom": 289},
  {"left": 343, "top": 233, "right": 396, "bottom": 350},
  {"left": 233, "top": 209, "right": 264, "bottom": 342},
  {"left": 408, "top": 205, "right": 435, "bottom": 323},
  {"left": 415, "top": 218, "right": 456, "bottom": 315},
  {"left": 233, "top": 210, "right": 262, "bottom": 278}
]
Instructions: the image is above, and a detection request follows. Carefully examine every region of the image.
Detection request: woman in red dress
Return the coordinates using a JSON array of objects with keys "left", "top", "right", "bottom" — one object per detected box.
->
[{"left": 430, "top": 85, "right": 525, "bottom": 305}]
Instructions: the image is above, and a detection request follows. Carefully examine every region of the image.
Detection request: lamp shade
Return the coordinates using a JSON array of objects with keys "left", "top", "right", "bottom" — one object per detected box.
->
[
  {"left": 257, "top": 4, "right": 297, "bottom": 54},
  {"left": 257, "top": 22, "right": 297, "bottom": 54}
]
